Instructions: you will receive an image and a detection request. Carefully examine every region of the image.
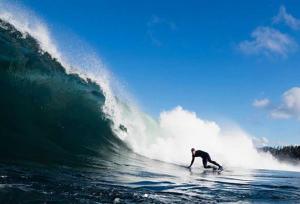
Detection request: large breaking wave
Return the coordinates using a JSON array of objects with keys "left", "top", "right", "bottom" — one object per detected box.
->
[
  {"left": 0, "top": 18, "right": 129, "bottom": 165},
  {"left": 0, "top": 3, "right": 299, "bottom": 171}
]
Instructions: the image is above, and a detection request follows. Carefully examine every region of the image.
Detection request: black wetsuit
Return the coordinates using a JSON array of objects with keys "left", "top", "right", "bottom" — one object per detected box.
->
[{"left": 189, "top": 150, "right": 221, "bottom": 169}]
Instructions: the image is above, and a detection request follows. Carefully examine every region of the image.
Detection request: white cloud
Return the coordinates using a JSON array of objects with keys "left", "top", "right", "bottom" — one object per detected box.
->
[
  {"left": 271, "top": 87, "right": 300, "bottom": 120},
  {"left": 273, "top": 6, "right": 300, "bottom": 30},
  {"left": 253, "top": 98, "right": 270, "bottom": 108},
  {"left": 239, "top": 26, "right": 297, "bottom": 57},
  {"left": 147, "top": 15, "right": 177, "bottom": 46},
  {"left": 270, "top": 110, "right": 291, "bottom": 119}
]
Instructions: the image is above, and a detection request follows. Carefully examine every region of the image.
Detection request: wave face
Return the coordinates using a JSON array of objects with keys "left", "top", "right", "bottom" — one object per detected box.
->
[{"left": 0, "top": 19, "right": 127, "bottom": 165}]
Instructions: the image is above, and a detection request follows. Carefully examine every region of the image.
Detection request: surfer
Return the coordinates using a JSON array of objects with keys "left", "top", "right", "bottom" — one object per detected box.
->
[{"left": 188, "top": 148, "right": 223, "bottom": 170}]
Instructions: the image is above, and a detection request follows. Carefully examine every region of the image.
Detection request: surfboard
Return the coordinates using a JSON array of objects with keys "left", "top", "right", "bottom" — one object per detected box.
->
[
  {"left": 212, "top": 167, "right": 223, "bottom": 172},
  {"left": 213, "top": 168, "right": 223, "bottom": 172}
]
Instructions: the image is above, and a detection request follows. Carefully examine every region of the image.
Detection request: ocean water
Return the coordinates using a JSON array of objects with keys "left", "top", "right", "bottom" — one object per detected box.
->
[
  {"left": 0, "top": 157, "right": 300, "bottom": 203},
  {"left": 1, "top": 5, "right": 300, "bottom": 204}
]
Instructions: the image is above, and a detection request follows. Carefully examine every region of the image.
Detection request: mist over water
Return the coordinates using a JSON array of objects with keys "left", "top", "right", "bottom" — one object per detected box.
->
[{"left": 0, "top": 1, "right": 299, "bottom": 173}]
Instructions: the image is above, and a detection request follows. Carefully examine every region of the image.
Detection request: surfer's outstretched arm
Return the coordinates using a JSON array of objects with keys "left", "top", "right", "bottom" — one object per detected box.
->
[{"left": 188, "top": 156, "right": 195, "bottom": 168}]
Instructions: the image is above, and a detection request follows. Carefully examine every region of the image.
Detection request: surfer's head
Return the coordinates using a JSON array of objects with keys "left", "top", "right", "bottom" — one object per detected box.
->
[{"left": 191, "top": 148, "right": 195, "bottom": 154}]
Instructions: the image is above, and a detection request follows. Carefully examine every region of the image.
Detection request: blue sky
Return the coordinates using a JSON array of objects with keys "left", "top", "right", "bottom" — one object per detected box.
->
[{"left": 18, "top": 0, "right": 300, "bottom": 145}]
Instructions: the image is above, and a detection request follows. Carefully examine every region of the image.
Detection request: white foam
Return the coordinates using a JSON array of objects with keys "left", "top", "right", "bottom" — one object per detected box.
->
[{"left": 114, "top": 105, "right": 300, "bottom": 171}]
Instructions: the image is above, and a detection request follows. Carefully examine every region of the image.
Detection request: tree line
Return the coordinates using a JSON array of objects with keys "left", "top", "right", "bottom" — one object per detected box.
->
[{"left": 260, "top": 145, "right": 300, "bottom": 162}]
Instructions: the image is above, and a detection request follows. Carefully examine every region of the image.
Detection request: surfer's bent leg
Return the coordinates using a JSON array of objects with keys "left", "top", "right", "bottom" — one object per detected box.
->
[
  {"left": 207, "top": 155, "right": 221, "bottom": 168},
  {"left": 202, "top": 158, "right": 213, "bottom": 169}
]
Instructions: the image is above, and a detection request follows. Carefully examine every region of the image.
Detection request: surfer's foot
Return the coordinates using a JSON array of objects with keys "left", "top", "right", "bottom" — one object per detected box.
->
[
  {"left": 218, "top": 166, "right": 223, "bottom": 171},
  {"left": 212, "top": 167, "right": 218, "bottom": 171}
]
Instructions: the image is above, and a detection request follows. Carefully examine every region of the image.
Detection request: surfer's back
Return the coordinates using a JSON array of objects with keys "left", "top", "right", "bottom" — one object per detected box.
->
[{"left": 194, "top": 150, "right": 209, "bottom": 158}]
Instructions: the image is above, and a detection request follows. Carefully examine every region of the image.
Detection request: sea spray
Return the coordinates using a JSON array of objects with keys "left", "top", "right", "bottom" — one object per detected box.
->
[{"left": 115, "top": 106, "right": 300, "bottom": 171}]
